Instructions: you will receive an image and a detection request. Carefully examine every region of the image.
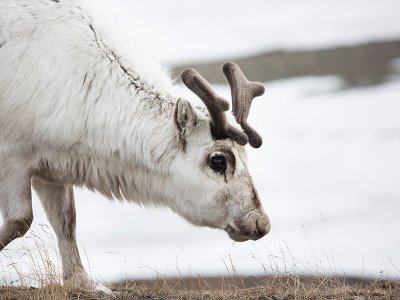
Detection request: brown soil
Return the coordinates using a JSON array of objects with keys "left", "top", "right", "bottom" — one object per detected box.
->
[
  {"left": 173, "top": 40, "right": 400, "bottom": 88},
  {"left": 1, "top": 276, "right": 399, "bottom": 299}
]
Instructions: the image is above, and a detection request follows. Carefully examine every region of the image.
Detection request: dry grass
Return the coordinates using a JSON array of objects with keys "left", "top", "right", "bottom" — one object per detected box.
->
[
  {"left": 0, "top": 226, "right": 399, "bottom": 299},
  {"left": 0, "top": 274, "right": 399, "bottom": 299},
  {"left": 113, "top": 276, "right": 400, "bottom": 300}
]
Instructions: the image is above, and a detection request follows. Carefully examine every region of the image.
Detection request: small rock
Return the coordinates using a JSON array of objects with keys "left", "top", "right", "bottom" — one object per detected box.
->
[
  {"left": 201, "top": 292, "right": 212, "bottom": 299},
  {"left": 257, "top": 297, "right": 273, "bottom": 300},
  {"left": 273, "top": 295, "right": 288, "bottom": 300},
  {"left": 372, "top": 292, "right": 384, "bottom": 297}
]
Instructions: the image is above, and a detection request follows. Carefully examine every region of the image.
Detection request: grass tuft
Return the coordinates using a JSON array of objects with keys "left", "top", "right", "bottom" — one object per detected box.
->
[{"left": 0, "top": 226, "right": 399, "bottom": 299}]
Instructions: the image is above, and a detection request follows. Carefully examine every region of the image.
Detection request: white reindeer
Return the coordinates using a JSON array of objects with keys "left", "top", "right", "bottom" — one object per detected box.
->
[{"left": 0, "top": 0, "right": 270, "bottom": 295}]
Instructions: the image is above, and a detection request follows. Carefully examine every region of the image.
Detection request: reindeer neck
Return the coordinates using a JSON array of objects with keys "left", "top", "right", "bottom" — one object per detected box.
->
[
  {"left": 84, "top": 16, "right": 180, "bottom": 168},
  {"left": 76, "top": 61, "right": 180, "bottom": 176},
  {"left": 35, "top": 67, "right": 180, "bottom": 202}
]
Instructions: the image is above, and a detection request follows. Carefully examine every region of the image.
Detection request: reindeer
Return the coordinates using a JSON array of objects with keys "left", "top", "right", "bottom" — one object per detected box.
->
[{"left": 0, "top": 0, "right": 270, "bottom": 295}]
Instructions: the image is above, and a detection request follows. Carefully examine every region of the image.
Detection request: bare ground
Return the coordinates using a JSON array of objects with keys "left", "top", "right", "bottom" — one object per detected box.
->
[
  {"left": 173, "top": 40, "right": 400, "bottom": 87},
  {"left": 0, "top": 276, "right": 399, "bottom": 300}
]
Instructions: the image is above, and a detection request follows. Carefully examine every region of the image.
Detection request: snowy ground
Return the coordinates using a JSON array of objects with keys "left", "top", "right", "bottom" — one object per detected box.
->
[
  {"left": 1, "top": 75, "right": 399, "bottom": 285},
  {"left": 1, "top": 0, "right": 400, "bottom": 287}
]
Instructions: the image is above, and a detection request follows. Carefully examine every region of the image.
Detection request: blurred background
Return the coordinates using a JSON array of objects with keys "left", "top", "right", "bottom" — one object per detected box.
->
[{"left": 1, "top": 0, "right": 400, "bottom": 285}]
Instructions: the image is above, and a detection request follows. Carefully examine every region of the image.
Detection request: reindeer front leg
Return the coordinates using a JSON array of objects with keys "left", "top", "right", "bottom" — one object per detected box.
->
[
  {"left": 32, "top": 177, "right": 114, "bottom": 297},
  {"left": 0, "top": 169, "right": 33, "bottom": 250}
]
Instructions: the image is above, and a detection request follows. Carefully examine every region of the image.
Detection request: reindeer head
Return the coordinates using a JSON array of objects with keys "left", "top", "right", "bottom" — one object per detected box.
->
[{"left": 169, "top": 62, "right": 270, "bottom": 242}]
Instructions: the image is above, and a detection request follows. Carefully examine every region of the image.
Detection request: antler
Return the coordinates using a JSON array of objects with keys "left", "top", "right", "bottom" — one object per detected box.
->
[
  {"left": 181, "top": 63, "right": 264, "bottom": 148},
  {"left": 223, "top": 62, "right": 265, "bottom": 148},
  {"left": 181, "top": 68, "right": 248, "bottom": 145}
]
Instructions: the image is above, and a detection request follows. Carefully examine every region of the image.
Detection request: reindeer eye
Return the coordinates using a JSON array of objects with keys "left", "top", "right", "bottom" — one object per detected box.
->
[{"left": 209, "top": 154, "right": 227, "bottom": 174}]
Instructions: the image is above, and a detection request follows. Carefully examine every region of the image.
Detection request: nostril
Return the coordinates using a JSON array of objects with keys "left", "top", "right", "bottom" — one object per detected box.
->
[{"left": 255, "top": 220, "right": 267, "bottom": 238}]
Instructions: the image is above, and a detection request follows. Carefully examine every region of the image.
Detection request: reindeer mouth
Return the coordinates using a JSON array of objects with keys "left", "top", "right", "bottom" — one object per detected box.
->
[
  {"left": 225, "top": 221, "right": 269, "bottom": 242},
  {"left": 224, "top": 224, "right": 253, "bottom": 242}
]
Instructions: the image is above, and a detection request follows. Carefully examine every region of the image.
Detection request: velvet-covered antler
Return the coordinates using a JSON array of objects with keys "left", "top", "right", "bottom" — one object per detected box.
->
[
  {"left": 181, "top": 63, "right": 264, "bottom": 148},
  {"left": 223, "top": 62, "right": 265, "bottom": 148},
  {"left": 181, "top": 68, "right": 248, "bottom": 145}
]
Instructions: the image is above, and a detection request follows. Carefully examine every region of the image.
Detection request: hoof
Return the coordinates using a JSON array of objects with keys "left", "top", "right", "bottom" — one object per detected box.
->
[
  {"left": 92, "top": 282, "right": 116, "bottom": 298},
  {"left": 64, "top": 273, "right": 115, "bottom": 298}
]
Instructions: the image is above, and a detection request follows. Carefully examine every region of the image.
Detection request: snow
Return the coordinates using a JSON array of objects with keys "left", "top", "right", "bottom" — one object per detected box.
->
[
  {"left": 1, "top": 76, "right": 400, "bottom": 285},
  {"left": 80, "top": 0, "right": 400, "bottom": 64}
]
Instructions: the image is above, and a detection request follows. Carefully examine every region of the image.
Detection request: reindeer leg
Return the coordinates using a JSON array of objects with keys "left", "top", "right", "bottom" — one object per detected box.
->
[
  {"left": 0, "top": 170, "right": 33, "bottom": 250},
  {"left": 32, "top": 177, "right": 114, "bottom": 297}
]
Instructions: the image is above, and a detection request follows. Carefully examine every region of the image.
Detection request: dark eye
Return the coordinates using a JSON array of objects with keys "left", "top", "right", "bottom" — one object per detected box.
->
[{"left": 209, "top": 154, "right": 227, "bottom": 174}]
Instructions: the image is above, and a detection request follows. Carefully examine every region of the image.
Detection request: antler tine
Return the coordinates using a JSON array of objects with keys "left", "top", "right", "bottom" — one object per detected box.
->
[
  {"left": 223, "top": 62, "right": 265, "bottom": 148},
  {"left": 181, "top": 68, "right": 248, "bottom": 145}
]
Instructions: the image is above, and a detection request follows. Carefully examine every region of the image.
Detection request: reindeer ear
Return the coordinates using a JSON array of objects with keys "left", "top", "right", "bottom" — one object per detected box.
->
[{"left": 174, "top": 98, "right": 198, "bottom": 133}]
